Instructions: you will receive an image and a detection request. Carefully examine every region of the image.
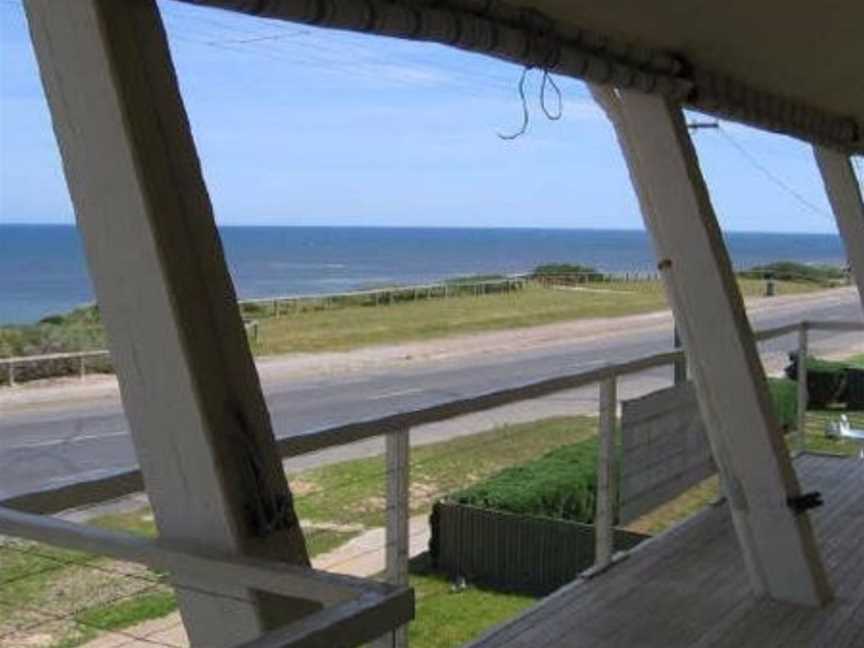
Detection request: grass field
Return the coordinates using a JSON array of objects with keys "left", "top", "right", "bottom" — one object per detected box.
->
[
  {"left": 0, "top": 277, "right": 829, "bottom": 383},
  {"left": 247, "top": 278, "right": 819, "bottom": 355},
  {"left": 6, "top": 401, "right": 861, "bottom": 648}
]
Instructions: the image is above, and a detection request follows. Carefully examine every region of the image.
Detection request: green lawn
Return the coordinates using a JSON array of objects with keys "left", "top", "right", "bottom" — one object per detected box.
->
[
  {"left": 408, "top": 570, "right": 534, "bottom": 648},
  {"left": 247, "top": 278, "right": 817, "bottom": 355}
]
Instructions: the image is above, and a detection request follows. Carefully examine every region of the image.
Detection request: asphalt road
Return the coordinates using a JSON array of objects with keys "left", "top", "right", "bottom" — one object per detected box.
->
[{"left": 0, "top": 293, "right": 861, "bottom": 501}]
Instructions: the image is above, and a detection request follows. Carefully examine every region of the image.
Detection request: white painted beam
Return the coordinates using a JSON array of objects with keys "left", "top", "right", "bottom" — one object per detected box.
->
[
  {"left": 375, "top": 429, "right": 411, "bottom": 647},
  {"left": 594, "top": 376, "right": 617, "bottom": 570},
  {"left": 23, "top": 1, "right": 316, "bottom": 643},
  {"left": 590, "top": 86, "right": 832, "bottom": 606},
  {"left": 0, "top": 506, "right": 355, "bottom": 606},
  {"left": 797, "top": 323, "right": 809, "bottom": 454},
  {"left": 813, "top": 148, "right": 864, "bottom": 312}
]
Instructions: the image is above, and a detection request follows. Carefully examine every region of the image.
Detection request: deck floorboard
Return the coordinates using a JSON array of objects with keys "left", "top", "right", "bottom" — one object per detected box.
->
[{"left": 468, "top": 453, "right": 863, "bottom": 648}]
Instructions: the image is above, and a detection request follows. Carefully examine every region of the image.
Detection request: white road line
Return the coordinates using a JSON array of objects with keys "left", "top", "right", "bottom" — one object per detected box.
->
[
  {"left": 369, "top": 387, "right": 424, "bottom": 400},
  {"left": 5, "top": 430, "right": 128, "bottom": 450}
]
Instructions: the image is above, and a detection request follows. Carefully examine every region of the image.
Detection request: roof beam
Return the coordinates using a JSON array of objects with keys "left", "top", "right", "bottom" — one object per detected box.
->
[
  {"left": 174, "top": 0, "right": 861, "bottom": 153},
  {"left": 590, "top": 84, "right": 833, "bottom": 606},
  {"left": 22, "top": 0, "right": 318, "bottom": 643}
]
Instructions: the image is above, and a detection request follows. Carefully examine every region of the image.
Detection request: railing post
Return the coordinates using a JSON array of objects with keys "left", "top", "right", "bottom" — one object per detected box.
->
[
  {"left": 79, "top": 355, "right": 87, "bottom": 381},
  {"left": 377, "top": 428, "right": 410, "bottom": 648},
  {"left": 595, "top": 375, "right": 617, "bottom": 570},
  {"left": 7, "top": 362, "right": 14, "bottom": 387},
  {"left": 797, "top": 322, "right": 809, "bottom": 454}
]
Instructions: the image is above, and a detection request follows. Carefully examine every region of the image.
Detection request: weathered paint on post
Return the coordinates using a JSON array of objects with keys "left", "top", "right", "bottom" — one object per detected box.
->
[
  {"left": 797, "top": 323, "right": 809, "bottom": 454},
  {"left": 376, "top": 429, "right": 411, "bottom": 647},
  {"left": 813, "top": 148, "right": 864, "bottom": 313},
  {"left": 23, "top": 1, "right": 316, "bottom": 643},
  {"left": 595, "top": 376, "right": 617, "bottom": 569}
]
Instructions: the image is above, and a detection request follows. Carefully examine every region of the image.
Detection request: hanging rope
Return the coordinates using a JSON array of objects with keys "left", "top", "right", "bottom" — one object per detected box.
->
[
  {"left": 540, "top": 69, "right": 562, "bottom": 120},
  {"left": 497, "top": 6, "right": 564, "bottom": 140},
  {"left": 498, "top": 66, "right": 532, "bottom": 140}
]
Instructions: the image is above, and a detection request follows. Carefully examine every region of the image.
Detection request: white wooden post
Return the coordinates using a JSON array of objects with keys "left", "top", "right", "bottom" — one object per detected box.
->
[
  {"left": 7, "top": 362, "right": 14, "bottom": 387},
  {"left": 797, "top": 323, "right": 809, "bottom": 454},
  {"left": 79, "top": 355, "right": 86, "bottom": 381},
  {"left": 23, "top": 2, "right": 316, "bottom": 644},
  {"left": 813, "top": 148, "right": 864, "bottom": 312},
  {"left": 590, "top": 86, "right": 831, "bottom": 606},
  {"left": 595, "top": 375, "right": 617, "bottom": 570},
  {"left": 376, "top": 429, "right": 410, "bottom": 647}
]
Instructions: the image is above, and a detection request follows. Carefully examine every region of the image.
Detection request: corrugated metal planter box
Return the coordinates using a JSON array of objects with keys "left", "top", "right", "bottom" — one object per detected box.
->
[
  {"left": 847, "top": 368, "right": 864, "bottom": 410},
  {"left": 429, "top": 502, "right": 649, "bottom": 596}
]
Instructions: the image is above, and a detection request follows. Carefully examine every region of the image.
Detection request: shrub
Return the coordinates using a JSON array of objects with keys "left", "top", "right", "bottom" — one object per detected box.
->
[
  {"left": 767, "top": 378, "right": 797, "bottom": 430},
  {"left": 444, "top": 274, "right": 506, "bottom": 285},
  {"left": 532, "top": 263, "right": 605, "bottom": 284},
  {"left": 449, "top": 437, "right": 600, "bottom": 524},
  {"left": 738, "top": 261, "right": 846, "bottom": 285},
  {"left": 784, "top": 354, "right": 863, "bottom": 408}
]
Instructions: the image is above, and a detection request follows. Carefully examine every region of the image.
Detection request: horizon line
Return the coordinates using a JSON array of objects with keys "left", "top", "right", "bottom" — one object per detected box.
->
[{"left": 0, "top": 222, "right": 842, "bottom": 237}]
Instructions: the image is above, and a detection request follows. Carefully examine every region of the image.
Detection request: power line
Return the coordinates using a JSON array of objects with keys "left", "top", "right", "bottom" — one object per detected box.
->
[{"left": 715, "top": 126, "right": 833, "bottom": 222}]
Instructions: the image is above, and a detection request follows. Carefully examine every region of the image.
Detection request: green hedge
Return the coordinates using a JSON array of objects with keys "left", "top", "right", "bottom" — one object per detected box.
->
[
  {"left": 449, "top": 379, "right": 797, "bottom": 522},
  {"left": 532, "top": 263, "right": 605, "bottom": 283},
  {"left": 450, "top": 437, "right": 600, "bottom": 524},
  {"left": 738, "top": 261, "right": 846, "bottom": 284},
  {"left": 785, "top": 354, "right": 864, "bottom": 408},
  {"left": 768, "top": 378, "right": 798, "bottom": 429}
]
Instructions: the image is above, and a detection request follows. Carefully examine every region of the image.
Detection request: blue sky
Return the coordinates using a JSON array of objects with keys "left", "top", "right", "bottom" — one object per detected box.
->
[{"left": 1, "top": 1, "right": 859, "bottom": 233}]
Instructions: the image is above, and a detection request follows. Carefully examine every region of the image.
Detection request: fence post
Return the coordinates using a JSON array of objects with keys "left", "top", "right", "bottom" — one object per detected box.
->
[
  {"left": 7, "top": 362, "right": 14, "bottom": 387},
  {"left": 79, "top": 355, "right": 87, "bottom": 381},
  {"left": 595, "top": 375, "right": 617, "bottom": 570},
  {"left": 797, "top": 322, "right": 809, "bottom": 454},
  {"left": 376, "top": 428, "right": 410, "bottom": 648}
]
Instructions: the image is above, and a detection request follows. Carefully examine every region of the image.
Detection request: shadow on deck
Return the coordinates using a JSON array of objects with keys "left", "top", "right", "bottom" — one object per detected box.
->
[{"left": 468, "top": 453, "right": 863, "bottom": 648}]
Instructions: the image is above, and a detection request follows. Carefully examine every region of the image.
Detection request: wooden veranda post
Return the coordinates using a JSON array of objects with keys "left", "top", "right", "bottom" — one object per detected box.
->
[
  {"left": 374, "top": 429, "right": 410, "bottom": 647},
  {"left": 23, "top": 1, "right": 317, "bottom": 644},
  {"left": 797, "top": 323, "right": 809, "bottom": 454},
  {"left": 813, "top": 148, "right": 864, "bottom": 313},
  {"left": 595, "top": 376, "right": 617, "bottom": 570},
  {"left": 590, "top": 86, "right": 832, "bottom": 606}
]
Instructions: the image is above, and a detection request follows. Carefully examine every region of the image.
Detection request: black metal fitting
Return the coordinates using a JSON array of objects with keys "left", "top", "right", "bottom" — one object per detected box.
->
[{"left": 787, "top": 491, "right": 823, "bottom": 515}]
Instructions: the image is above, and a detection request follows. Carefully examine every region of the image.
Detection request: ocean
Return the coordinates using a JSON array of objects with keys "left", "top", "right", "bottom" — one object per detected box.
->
[{"left": 0, "top": 224, "right": 848, "bottom": 325}]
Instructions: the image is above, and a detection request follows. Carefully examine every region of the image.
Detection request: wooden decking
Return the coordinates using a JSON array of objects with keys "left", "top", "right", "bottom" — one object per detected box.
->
[{"left": 469, "top": 453, "right": 864, "bottom": 648}]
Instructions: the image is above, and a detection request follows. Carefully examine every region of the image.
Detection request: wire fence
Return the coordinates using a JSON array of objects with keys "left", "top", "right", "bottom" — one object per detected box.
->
[
  {"left": 0, "top": 539, "right": 183, "bottom": 648},
  {"left": 1, "top": 269, "right": 853, "bottom": 387}
]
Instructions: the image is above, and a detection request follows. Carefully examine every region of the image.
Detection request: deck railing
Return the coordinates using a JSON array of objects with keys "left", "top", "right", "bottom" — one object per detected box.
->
[{"left": 0, "top": 318, "right": 860, "bottom": 648}]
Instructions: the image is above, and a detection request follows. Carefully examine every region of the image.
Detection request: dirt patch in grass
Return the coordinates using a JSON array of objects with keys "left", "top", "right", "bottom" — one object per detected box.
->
[{"left": 0, "top": 536, "right": 166, "bottom": 648}]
